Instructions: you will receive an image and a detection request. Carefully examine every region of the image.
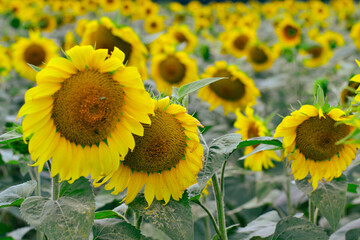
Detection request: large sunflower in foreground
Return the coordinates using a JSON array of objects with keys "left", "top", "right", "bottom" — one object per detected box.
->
[
  {"left": 151, "top": 50, "right": 198, "bottom": 95},
  {"left": 274, "top": 105, "right": 358, "bottom": 190},
  {"left": 12, "top": 31, "right": 58, "bottom": 81},
  {"left": 198, "top": 61, "right": 260, "bottom": 115},
  {"left": 17, "top": 45, "right": 154, "bottom": 183},
  {"left": 234, "top": 107, "right": 280, "bottom": 171},
  {"left": 96, "top": 97, "right": 204, "bottom": 207},
  {"left": 81, "top": 17, "right": 148, "bottom": 79}
]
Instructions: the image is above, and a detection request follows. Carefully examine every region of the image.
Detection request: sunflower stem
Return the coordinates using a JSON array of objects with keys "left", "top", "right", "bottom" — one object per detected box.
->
[
  {"left": 212, "top": 174, "right": 228, "bottom": 240},
  {"left": 52, "top": 174, "right": 60, "bottom": 201},
  {"left": 220, "top": 160, "right": 227, "bottom": 194},
  {"left": 193, "top": 200, "right": 222, "bottom": 240},
  {"left": 204, "top": 210, "right": 211, "bottom": 240},
  {"left": 135, "top": 215, "right": 142, "bottom": 229},
  {"left": 283, "top": 160, "right": 293, "bottom": 215}
]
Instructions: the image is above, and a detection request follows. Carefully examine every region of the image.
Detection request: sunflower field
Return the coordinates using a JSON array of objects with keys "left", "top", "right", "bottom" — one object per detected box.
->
[{"left": 0, "top": 0, "right": 360, "bottom": 239}]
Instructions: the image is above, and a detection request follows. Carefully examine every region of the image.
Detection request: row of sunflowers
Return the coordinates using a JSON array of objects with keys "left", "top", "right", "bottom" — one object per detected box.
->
[{"left": 0, "top": 0, "right": 359, "bottom": 239}]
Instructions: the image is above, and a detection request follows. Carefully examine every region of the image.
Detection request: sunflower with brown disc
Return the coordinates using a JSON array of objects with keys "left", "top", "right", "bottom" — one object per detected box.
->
[
  {"left": 17, "top": 45, "right": 155, "bottom": 183},
  {"left": 151, "top": 50, "right": 198, "bottom": 95},
  {"left": 274, "top": 105, "right": 359, "bottom": 190},
  {"left": 197, "top": 61, "right": 260, "bottom": 115},
  {"left": 12, "top": 31, "right": 58, "bottom": 81},
  {"left": 81, "top": 17, "right": 149, "bottom": 79},
  {"left": 246, "top": 43, "right": 276, "bottom": 72},
  {"left": 167, "top": 25, "right": 198, "bottom": 53},
  {"left": 95, "top": 97, "right": 204, "bottom": 207},
  {"left": 234, "top": 107, "right": 280, "bottom": 171},
  {"left": 275, "top": 16, "right": 301, "bottom": 48},
  {"left": 219, "top": 27, "right": 257, "bottom": 58},
  {"left": 299, "top": 39, "right": 333, "bottom": 68}
]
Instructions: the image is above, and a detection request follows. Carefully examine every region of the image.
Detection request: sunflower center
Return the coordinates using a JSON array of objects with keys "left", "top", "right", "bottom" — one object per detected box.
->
[
  {"left": 295, "top": 115, "right": 350, "bottom": 161},
  {"left": 122, "top": 109, "right": 187, "bottom": 172},
  {"left": 247, "top": 122, "right": 260, "bottom": 147},
  {"left": 24, "top": 44, "right": 46, "bottom": 66},
  {"left": 233, "top": 35, "right": 249, "bottom": 50},
  {"left": 150, "top": 22, "right": 157, "bottom": 29},
  {"left": 159, "top": 55, "right": 186, "bottom": 84},
  {"left": 283, "top": 25, "right": 298, "bottom": 39},
  {"left": 308, "top": 46, "right": 322, "bottom": 59},
  {"left": 209, "top": 69, "right": 245, "bottom": 101},
  {"left": 52, "top": 69, "right": 124, "bottom": 146},
  {"left": 94, "top": 25, "right": 132, "bottom": 64},
  {"left": 249, "top": 46, "right": 268, "bottom": 64},
  {"left": 174, "top": 32, "right": 188, "bottom": 44}
]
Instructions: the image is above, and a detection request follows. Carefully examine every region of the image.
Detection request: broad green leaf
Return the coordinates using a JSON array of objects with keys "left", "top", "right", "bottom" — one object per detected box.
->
[
  {"left": 0, "top": 130, "right": 23, "bottom": 145},
  {"left": 0, "top": 180, "right": 36, "bottom": 208},
  {"left": 239, "top": 144, "right": 282, "bottom": 160},
  {"left": 237, "top": 137, "right": 283, "bottom": 149},
  {"left": 93, "top": 219, "right": 147, "bottom": 240},
  {"left": 330, "top": 218, "right": 360, "bottom": 240},
  {"left": 7, "top": 226, "right": 33, "bottom": 240},
  {"left": 197, "top": 133, "right": 242, "bottom": 189},
  {"left": 177, "top": 77, "right": 225, "bottom": 101},
  {"left": 346, "top": 228, "right": 360, "bottom": 240},
  {"left": 228, "top": 211, "right": 280, "bottom": 240},
  {"left": 20, "top": 177, "right": 95, "bottom": 240},
  {"left": 272, "top": 217, "right": 328, "bottom": 240},
  {"left": 347, "top": 183, "right": 358, "bottom": 193},
  {"left": 27, "top": 63, "right": 42, "bottom": 72},
  {"left": 94, "top": 210, "right": 125, "bottom": 220},
  {"left": 296, "top": 175, "right": 347, "bottom": 229},
  {"left": 129, "top": 192, "right": 193, "bottom": 240}
]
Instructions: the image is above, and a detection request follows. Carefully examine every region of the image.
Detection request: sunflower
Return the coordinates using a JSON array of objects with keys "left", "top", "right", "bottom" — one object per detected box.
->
[
  {"left": 63, "top": 31, "right": 77, "bottom": 51},
  {"left": 219, "top": 28, "right": 257, "bottom": 58},
  {"left": 246, "top": 43, "right": 275, "bottom": 72},
  {"left": 75, "top": 19, "right": 89, "bottom": 37},
  {"left": 274, "top": 105, "right": 358, "bottom": 190},
  {"left": 299, "top": 40, "right": 332, "bottom": 68},
  {"left": 151, "top": 50, "right": 198, "bottom": 95},
  {"left": 167, "top": 25, "right": 198, "bottom": 53},
  {"left": 120, "top": 0, "right": 135, "bottom": 17},
  {"left": 340, "top": 81, "right": 360, "bottom": 106},
  {"left": 17, "top": 45, "right": 155, "bottom": 183},
  {"left": 350, "top": 22, "right": 360, "bottom": 51},
  {"left": 234, "top": 107, "right": 280, "bottom": 171},
  {"left": 81, "top": 17, "right": 148, "bottom": 79},
  {"left": 36, "top": 14, "right": 57, "bottom": 32},
  {"left": 12, "top": 30, "right": 58, "bottom": 81},
  {"left": 148, "top": 34, "right": 176, "bottom": 56},
  {"left": 95, "top": 97, "right": 204, "bottom": 207},
  {"left": 348, "top": 61, "right": 360, "bottom": 103},
  {"left": 197, "top": 61, "right": 260, "bottom": 115},
  {"left": 99, "top": 0, "right": 120, "bottom": 12},
  {"left": 0, "top": 45, "right": 12, "bottom": 78},
  {"left": 275, "top": 17, "right": 302, "bottom": 47},
  {"left": 144, "top": 15, "right": 165, "bottom": 34}
]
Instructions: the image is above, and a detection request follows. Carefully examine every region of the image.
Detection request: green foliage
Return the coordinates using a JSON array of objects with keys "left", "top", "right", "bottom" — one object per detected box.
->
[
  {"left": 129, "top": 192, "right": 193, "bottom": 240},
  {"left": 20, "top": 177, "right": 95, "bottom": 240},
  {"left": 92, "top": 219, "right": 147, "bottom": 240},
  {"left": 94, "top": 210, "right": 126, "bottom": 220},
  {"left": 296, "top": 175, "right": 347, "bottom": 229},
  {"left": 272, "top": 217, "right": 328, "bottom": 240},
  {"left": 27, "top": 64, "right": 42, "bottom": 72},
  {"left": 0, "top": 180, "right": 36, "bottom": 208},
  {"left": 330, "top": 218, "right": 360, "bottom": 240},
  {"left": 0, "top": 129, "right": 23, "bottom": 145}
]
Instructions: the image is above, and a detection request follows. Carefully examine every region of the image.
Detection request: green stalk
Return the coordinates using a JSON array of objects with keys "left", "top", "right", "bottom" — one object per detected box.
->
[
  {"left": 212, "top": 174, "right": 228, "bottom": 240},
  {"left": 52, "top": 174, "right": 60, "bottom": 201},
  {"left": 194, "top": 200, "right": 222, "bottom": 240},
  {"left": 309, "top": 199, "right": 314, "bottom": 223},
  {"left": 283, "top": 160, "right": 292, "bottom": 215}
]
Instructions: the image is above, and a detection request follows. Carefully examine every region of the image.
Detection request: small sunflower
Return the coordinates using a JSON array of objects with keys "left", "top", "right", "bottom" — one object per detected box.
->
[
  {"left": 96, "top": 97, "right": 204, "bottom": 207},
  {"left": 299, "top": 41, "right": 332, "bottom": 68},
  {"left": 99, "top": 0, "right": 120, "bottom": 12},
  {"left": 219, "top": 28, "right": 257, "bottom": 58},
  {"left": 17, "top": 45, "right": 155, "bottom": 183},
  {"left": 274, "top": 105, "right": 358, "bottom": 190},
  {"left": 340, "top": 81, "right": 360, "bottom": 107},
  {"left": 81, "top": 17, "right": 148, "bottom": 79},
  {"left": 0, "top": 45, "right": 12, "bottom": 78},
  {"left": 246, "top": 43, "right": 275, "bottom": 72},
  {"left": 144, "top": 15, "right": 165, "bottom": 34},
  {"left": 197, "top": 61, "right": 260, "bottom": 115},
  {"left": 151, "top": 50, "right": 198, "bottom": 95},
  {"left": 120, "top": 0, "right": 135, "bottom": 17},
  {"left": 350, "top": 22, "right": 360, "bottom": 51},
  {"left": 234, "top": 107, "right": 280, "bottom": 171},
  {"left": 348, "top": 61, "right": 360, "bottom": 103},
  {"left": 167, "top": 25, "right": 198, "bottom": 53},
  {"left": 275, "top": 17, "right": 301, "bottom": 47},
  {"left": 63, "top": 31, "right": 77, "bottom": 51},
  {"left": 12, "top": 30, "right": 58, "bottom": 81},
  {"left": 36, "top": 14, "right": 57, "bottom": 32}
]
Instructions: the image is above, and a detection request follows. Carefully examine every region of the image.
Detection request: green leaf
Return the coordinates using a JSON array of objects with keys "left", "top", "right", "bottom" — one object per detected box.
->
[
  {"left": 177, "top": 77, "right": 225, "bottom": 101},
  {"left": 129, "top": 192, "right": 193, "bottom": 240},
  {"left": 94, "top": 210, "right": 125, "bottom": 220},
  {"left": 330, "top": 218, "right": 360, "bottom": 240},
  {"left": 0, "top": 129, "right": 23, "bottom": 145},
  {"left": 0, "top": 180, "right": 36, "bottom": 208},
  {"left": 20, "top": 177, "right": 95, "bottom": 240},
  {"left": 272, "top": 217, "right": 328, "bottom": 240},
  {"left": 27, "top": 64, "right": 42, "bottom": 72},
  {"left": 239, "top": 144, "right": 282, "bottom": 160},
  {"left": 345, "top": 228, "right": 360, "bottom": 240},
  {"left": 197, "top": 133, "right": 242, "bottom": 189},
  {"left": 347, "top": 183, "right": 358, "bottom": 193},
  {"left": 237, "top": 137, "right": 283, "bottom": 149},
  {"left": 296, "top": 175, "right": 347, "bottom": 229},
  {"left": 228, "top": 211, "right": 280, "bottom": 240},
  {"left": 92, "top": 219, "right": 147, "bottom": 240}
]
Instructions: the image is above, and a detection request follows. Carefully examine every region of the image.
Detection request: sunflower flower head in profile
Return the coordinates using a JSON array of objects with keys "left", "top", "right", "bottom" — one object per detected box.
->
[
  {"left": 17, "top": 45, "right": 155, "bottom": 183},
  {"left": 274, "top": 104, "right": 359, "bottom": 190},
  {"left": 95, "top": 97, "right": 204, "bottom": 207}
]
